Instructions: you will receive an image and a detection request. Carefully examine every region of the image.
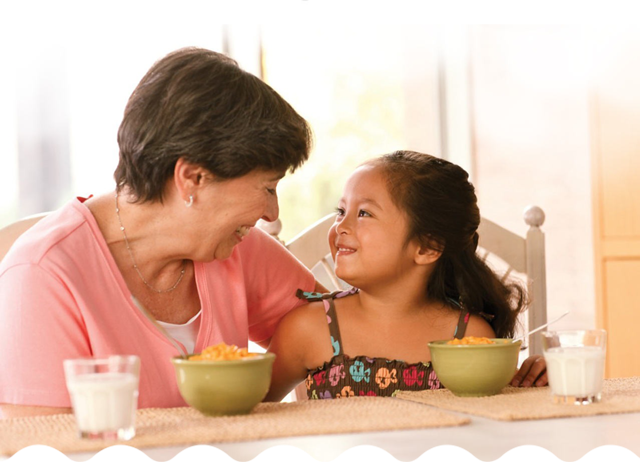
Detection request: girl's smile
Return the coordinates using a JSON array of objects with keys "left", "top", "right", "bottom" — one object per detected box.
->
[{"left": 335, "top": 243, "right": 357, "bottom": 256}]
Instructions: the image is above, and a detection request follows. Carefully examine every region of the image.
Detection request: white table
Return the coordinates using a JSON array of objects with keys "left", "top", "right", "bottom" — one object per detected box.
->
[{"left": 8, "top": 408, "right": 631, "bottom": 462}]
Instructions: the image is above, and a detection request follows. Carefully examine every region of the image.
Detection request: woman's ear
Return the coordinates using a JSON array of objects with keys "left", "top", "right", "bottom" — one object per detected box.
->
[{"left": 173, "top": 158, "right": 211, "bottom": 197}]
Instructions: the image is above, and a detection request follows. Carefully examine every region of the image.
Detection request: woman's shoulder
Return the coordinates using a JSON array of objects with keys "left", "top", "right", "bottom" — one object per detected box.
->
[
  {"left": 238, "top": 226, "right": 284, "bottom": 251},
  {"left": 1, "top": 199, "right": 94, "bottom": 269}
]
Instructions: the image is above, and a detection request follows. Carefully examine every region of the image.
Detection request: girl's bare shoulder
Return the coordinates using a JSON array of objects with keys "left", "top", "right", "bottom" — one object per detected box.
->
[
  {"left": 432, "top": 301, "right": 495, "bottom": 338},
  {"left": 279, "top": 300, "right": 330, "bottom": 333},
  {"left": 275, "top": 300, "right": 334, "bottom": 368},
  {"left": 274, "top": 300, "right": 332, "bottom": 351},
  {"left": 464, "top": 313, "right": 497, "bottom": 338}
]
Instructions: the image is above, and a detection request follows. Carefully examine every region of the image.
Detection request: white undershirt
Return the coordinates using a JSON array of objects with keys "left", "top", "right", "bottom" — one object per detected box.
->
[{"left": 157, "top": 310, "right": 202, "bottom": 354}]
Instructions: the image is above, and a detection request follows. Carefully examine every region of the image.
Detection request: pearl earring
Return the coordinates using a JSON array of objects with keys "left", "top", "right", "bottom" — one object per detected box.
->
[{"left": 185, "top": 195, "right": 194, "bottom": 207}]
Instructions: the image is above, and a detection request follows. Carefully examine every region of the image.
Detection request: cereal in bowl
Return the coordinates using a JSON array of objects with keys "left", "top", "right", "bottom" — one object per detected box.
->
[
  {"left": 447, "top": 336, "right": 495, "bottom": 345},
  {"left": 188, "top": 343, "right": 258, "bottom": 361}
]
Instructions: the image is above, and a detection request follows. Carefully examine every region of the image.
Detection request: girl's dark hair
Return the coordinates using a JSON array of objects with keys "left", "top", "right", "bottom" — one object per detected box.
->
[
  {"left": 115, "top": 47, "right": 312, "bottom": 202},
  {"left": 367, "top": 150, "right": 526, "bottom": 338}
]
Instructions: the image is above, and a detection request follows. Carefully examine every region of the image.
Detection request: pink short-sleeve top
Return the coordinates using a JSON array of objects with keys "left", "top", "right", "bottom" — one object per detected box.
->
[{"left": 0, "top": 198, "right": 315, "bottom": 408}]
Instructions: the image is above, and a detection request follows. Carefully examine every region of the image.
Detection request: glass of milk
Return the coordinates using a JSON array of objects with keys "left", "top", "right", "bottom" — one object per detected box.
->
[
  {"left": 63, "top": 355, "right": 140, "bottom": 440},
  {"left": 541, "top": 330, "right": 607, "bottom": 405}
]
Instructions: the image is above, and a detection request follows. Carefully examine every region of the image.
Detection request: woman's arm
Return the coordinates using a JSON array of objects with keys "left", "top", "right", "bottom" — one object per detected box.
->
[
  {"left": 0, "top": 265, "right": 91, "bottom": 409},
  {"left": 0, "top": 404, "right": 72, "bottom": 419}
]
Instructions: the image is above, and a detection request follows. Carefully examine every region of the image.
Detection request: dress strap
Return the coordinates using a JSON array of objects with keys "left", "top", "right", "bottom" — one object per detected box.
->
[
  {"left": 448, "top": 298, "right": 471, "bottom": 339},
  {"left": 453, "top": 308, "right": 471, "bottom": 339},
  {"left": 296, "top": 288, "right": 357, "bottom": 357},
  {"left": 296, "top": 288, "right": 344, "bottom": 302},
  {"left": 323, "top": 298, "right": 343, "bottom": 357}
]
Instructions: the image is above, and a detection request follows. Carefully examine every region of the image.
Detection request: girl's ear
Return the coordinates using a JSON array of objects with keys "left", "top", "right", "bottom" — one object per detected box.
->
[{"left": 414, "top": 245, "right": 442, "bottom": 266}]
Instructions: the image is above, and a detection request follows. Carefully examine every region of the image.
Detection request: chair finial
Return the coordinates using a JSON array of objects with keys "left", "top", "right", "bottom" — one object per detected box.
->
[{"left": 523, "top": 205, "right": 545, "bottom": 227}]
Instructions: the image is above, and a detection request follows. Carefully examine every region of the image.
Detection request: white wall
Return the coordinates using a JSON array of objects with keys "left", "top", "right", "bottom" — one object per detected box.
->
[{"left": 469, "top": 26, "right": 595, "bottom": 330}]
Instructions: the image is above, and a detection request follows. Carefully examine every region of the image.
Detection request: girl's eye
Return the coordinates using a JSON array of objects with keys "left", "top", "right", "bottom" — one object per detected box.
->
[{"left": 334, "top": 208, "right": 370, "bottom": 218}]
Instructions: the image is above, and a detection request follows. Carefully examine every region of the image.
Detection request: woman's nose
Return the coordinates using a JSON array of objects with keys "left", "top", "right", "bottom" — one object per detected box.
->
[{"left": 261, "top": 195, "right": 280, "bottom": 222}]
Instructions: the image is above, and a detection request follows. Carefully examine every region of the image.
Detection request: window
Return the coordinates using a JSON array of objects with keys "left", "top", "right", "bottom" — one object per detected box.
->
[{"left": 261, "top": 24, "right": 441, "bottom": 240}]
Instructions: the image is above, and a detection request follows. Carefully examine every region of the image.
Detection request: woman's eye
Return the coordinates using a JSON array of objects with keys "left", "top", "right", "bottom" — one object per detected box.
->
[
  {"left": 266, "top": 188, "right": 276, "bottom": 196},
  {"left": 358, "top": 209, "right": 371, "bottom": 217}
]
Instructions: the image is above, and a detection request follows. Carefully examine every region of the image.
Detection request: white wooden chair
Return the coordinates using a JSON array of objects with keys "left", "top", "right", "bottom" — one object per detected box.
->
[
  {"left": 284, "top": 214, "right": 347, "bottom": 292},
  {"left": 0, "top": 212, "right": 49, "bottom": 261},
  {"left": 264, "top": 205, "right": 548, "bottom": 401},
  {"left": 476, "top": 206, "right": 548, "bottom": 356}
]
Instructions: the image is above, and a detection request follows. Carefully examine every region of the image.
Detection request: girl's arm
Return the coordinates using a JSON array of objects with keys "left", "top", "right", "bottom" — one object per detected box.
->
[
  {"left": 263, "top": 303, "right": 331, "bottom": 402},
  {"left": 465, "top": 314, "right": 547, "bottom": 387},
  {"left": 511, "top": 355, "right": 548, "bottom": 387}
]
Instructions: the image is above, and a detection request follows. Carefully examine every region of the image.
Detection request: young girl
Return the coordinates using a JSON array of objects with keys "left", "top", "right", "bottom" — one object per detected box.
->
[{"left": 265, "top": 151, "right": 546, "bottom": 401}]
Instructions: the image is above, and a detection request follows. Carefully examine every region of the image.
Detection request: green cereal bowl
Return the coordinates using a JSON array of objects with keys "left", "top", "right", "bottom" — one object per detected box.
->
[
  {"left": 428, "top": 339, "right": 521, "bottom": 397},
  {"left": 171, "top": 352, "right": 275, "bottom": 416}
]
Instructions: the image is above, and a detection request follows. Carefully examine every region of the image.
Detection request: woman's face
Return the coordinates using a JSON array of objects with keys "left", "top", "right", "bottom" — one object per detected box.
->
[
  {"left": 193, "top": 169, "right": 283, "bottom": 261},
  {"left": 328, "top": 165, "right": 420, "bottom": 289}
]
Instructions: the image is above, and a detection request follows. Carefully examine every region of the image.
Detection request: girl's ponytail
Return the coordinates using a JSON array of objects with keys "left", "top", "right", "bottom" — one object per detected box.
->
[{"left": 449, "top": 239, "right": 526, "bottom": 338}]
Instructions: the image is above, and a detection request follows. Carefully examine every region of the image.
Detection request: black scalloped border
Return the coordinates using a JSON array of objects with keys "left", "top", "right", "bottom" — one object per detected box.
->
[{"left": 2, "top": 446, "right": 638, "bottom": 462}]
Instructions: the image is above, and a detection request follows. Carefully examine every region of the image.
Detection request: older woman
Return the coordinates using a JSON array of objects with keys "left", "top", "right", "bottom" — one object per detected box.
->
[{"left": 0, "top": 48, "right": 321, "bottom": 417}]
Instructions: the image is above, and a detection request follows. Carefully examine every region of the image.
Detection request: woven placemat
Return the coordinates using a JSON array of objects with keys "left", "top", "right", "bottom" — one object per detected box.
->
[
  {"left": 396, "top": 376, "right": 640, "bottom": 421},
  {"left": 0, "top": 397, "right": 469, "bottom": 456}
]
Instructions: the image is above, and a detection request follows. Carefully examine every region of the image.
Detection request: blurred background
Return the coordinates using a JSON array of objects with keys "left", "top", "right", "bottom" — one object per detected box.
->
[{"left": 1, "top": 4, "right": 639, "bottom": 376}]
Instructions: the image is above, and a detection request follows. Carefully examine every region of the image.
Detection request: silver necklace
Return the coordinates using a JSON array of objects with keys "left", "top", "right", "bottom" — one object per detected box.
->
[{"left": 115, "top": 193, "right": 186, "bottom": 293}]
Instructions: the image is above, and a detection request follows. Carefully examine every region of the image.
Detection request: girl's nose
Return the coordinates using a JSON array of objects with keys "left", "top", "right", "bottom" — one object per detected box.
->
[{"left": 335, "top": 215, "right": 352, "bottom": 234}]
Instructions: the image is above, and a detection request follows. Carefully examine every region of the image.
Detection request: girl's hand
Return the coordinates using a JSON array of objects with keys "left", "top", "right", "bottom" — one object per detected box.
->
[{"left": 511, "top": 354, "right": 548, "bottom": 387}]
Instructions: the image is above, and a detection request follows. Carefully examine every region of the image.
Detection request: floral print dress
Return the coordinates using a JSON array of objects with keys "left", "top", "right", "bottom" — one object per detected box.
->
[{"left": 296, "top": 288, "right": 470, "bottom": 399}]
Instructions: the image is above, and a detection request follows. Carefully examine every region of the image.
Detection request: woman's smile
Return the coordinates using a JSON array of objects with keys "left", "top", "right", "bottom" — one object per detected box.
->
[{"left": 235, "top": 225, "right": 252, "bottom": 241}]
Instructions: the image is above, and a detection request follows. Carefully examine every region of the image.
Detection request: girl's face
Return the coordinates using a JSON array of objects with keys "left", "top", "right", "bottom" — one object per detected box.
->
[
  {"left": 192, "top": 169, "right": 283, "bottom": 261},
  {"left": 328, "top": 165, "right": 421, "bottom": 289}
]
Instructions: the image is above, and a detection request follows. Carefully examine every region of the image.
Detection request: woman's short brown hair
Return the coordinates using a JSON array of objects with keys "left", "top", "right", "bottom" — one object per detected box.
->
[{"left": 114, "top": 47, "right": 312, "bottom": 202}]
